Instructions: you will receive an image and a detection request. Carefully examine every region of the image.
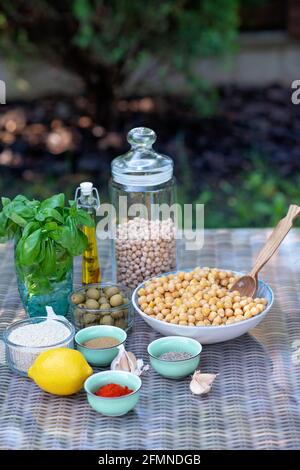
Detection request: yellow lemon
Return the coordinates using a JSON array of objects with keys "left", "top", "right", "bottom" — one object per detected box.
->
[{"left": 28, "top": 348, "right": 93, "bottom": 396}]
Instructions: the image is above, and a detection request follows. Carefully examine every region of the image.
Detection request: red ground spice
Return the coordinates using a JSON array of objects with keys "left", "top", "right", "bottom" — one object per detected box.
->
[{"left": 95, "top": 383, "right": 134, "bottom": 398}]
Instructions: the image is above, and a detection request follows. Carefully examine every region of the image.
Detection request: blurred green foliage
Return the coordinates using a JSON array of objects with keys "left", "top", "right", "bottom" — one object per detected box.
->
[
  {"left": 0, "top": 0, "right": 240, "bottom": 117},
  {"left": 1, "top": 150, "right": 298, "bottom": 229},
  {"left": 195, "top": 154, "right": 300, "bottom": 228}
]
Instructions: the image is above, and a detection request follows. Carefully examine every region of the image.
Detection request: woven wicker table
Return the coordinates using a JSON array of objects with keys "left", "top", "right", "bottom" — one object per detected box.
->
[{"left": 1, "top": 229, "right": 300, "bottom": 450}]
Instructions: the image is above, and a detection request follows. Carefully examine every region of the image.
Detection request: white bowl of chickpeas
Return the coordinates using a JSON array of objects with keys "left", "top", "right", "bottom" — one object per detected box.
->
[{"left": 132, "top": 267, "right": 273, "bottom": 344}]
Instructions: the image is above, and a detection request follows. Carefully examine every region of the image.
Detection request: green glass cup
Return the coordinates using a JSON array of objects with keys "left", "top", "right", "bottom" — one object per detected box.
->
[
  {"left": 75, "top": 325, "right": 126, "bottom": 366},
  {"left": 148, "top": 336, "right": 202, "bottom": 379},
  {"left": 84, "top": 370, "right": 142, "bottom": 416}
]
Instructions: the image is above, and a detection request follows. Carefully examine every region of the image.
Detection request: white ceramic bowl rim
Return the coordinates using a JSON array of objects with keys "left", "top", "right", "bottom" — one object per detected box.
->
[
  {"left": 4, "top": 316, "right": 75, "bottom": 349},
  {"left": 132, "top": 269, "right": 274, "bottom": 331},
  {"left": 84, "top": 370, "right": 142, "bottom": 400},
  {"left": 75, "top": 325, "right": 127, "bottom": 351},
  {"left": 147, "top": 336, "right": 202, "bottom": 362}
]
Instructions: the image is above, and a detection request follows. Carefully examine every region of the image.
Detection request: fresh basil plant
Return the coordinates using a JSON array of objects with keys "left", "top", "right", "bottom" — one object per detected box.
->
[{"left": 0, "top": 193, "right": 94, "bottom": 296}]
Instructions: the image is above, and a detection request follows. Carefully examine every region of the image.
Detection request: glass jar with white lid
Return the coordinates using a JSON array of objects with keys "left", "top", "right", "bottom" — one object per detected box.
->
[{"left": 110, "top": 127, "right": 177, "bottom": 289}]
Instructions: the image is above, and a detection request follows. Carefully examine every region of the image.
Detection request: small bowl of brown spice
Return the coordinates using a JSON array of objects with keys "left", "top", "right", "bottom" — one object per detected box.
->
[{"left": 75, "top": 325, "right": 127, "bottom": 366}]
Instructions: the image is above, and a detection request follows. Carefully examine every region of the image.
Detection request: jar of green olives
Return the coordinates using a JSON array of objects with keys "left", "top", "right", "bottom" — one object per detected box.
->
[{"left": 69, "top": 283, "right": 134, "bottom": 332}]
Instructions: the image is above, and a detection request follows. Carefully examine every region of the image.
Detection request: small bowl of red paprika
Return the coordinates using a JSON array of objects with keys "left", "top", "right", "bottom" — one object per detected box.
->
[{"left": 84, "top": 370, "right": 142, "bottom": 416}]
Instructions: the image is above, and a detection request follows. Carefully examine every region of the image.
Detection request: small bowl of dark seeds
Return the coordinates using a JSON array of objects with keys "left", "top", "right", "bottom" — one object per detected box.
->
[{"left": 147, "top": 336, "right": 202, "bottom": 379}]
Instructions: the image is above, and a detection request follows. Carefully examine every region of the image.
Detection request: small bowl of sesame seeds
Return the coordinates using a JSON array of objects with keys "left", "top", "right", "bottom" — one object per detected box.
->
[{"left": 132, "top": 267, "right": 274, "bottom": 344}]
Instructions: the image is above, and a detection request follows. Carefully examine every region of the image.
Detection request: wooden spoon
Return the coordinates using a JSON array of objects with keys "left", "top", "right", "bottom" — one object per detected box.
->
[{"left": 230, "top": 204, "right": 300, "bottom": 297}]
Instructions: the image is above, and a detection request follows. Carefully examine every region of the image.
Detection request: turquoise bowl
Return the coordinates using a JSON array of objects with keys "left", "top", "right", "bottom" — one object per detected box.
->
[
  {"left": 84, "top": 370, "right": 142, "bottom": 416},
  {"left": 75, "top": 325, "right": 126, "bottom": 366},
  {"left": 148, "top": 336, "right": 202, "bottom": 379}
]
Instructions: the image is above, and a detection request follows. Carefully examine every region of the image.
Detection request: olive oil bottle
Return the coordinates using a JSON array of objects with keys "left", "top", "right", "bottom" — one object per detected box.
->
[{"left": 75, "top": 182, "right": 101, "bottom": 284}]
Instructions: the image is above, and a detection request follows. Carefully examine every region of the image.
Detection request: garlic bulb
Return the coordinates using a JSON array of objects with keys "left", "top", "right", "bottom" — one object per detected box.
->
[
  {"left": 111, "top": 345, "right": 149, "bottom": 376},
  {"left": 190, "top": 370, "right": 218, "bottom": 395}
]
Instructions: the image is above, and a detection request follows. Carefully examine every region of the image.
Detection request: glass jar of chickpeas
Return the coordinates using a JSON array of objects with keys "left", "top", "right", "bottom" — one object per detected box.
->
[{"left": 110, "top": 127, "right": 177, "bottom": 289}]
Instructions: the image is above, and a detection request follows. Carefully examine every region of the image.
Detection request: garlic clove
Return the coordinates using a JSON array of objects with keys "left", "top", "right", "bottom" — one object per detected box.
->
[
  {"left": 119, "top": 353, "right": 131, "bottom": 372},
  {"left": 190, "top": 370, "right": 218, "bottom": 395},
  {"left": 110, "top": 345, "right": 148, "bottom": 376},
  {"left": 127, "top": 352, "right": 138, "bottom": 372}
]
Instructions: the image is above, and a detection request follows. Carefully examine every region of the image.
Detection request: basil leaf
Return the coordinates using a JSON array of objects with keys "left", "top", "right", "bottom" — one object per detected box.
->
[
  {"left": 13, "top": 195, "right": 29, "bottom": 203},
  {"left": 19, "top": 228, "right": 42, "bottom": 265},
  {"left": 44, "top": 221, "right": 59, "bottom": 232},
  {"left": 55, "top": 226, "right": 73, "bottom": 250},
  {"left": 0, "top": 212, "right": 16, "bottom": 242},
  {"left": 15, "top": 237, "right": 25, "bottom": 261},
  {"left": 1, "top": 197, "right": 11, "bottom": 207},
  {"left": 40, "top": 193, "right": 65, "bottom": 210},
  {"left": 58, "top": 219, "right": 88, "bottom": 256},
  {"left": 3, "top": 202, "right": 35, "bottom": 225},
  {"left": 22, "top": 221, "right": 40, "bottom": 239},
  {"left": 48, "top": 227, "right": 64, "bottom": 242},
  {"left": 40, "top": 239, "right": 56, "bottom": 276},
  {"left": 75, "top": 209, "right": 95, "bottom": 227},
  {"left": 35, "top": 207, "right": 63, "bottom": 223},
  {"left": 9, "top": 212, "right": 27, "bottom": 227},
  {"left": 0, "top": 211, "right": 8, "bottom": 236}
]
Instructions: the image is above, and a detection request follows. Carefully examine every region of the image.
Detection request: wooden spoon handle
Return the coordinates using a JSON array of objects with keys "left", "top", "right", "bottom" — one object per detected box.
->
[{"left": 250, "top": 204, "right": 300, "bottom": 278}]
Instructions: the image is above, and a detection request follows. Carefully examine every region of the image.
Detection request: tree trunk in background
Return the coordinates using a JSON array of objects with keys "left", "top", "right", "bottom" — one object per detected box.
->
[{"left": 63, "top": 48, "right": 117, "bottom": 125}]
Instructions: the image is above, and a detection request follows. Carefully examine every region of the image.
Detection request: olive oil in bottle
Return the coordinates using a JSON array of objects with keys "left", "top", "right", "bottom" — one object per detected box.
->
[{"left": 75, "top": 182, "right": 101, "bottom": 284}]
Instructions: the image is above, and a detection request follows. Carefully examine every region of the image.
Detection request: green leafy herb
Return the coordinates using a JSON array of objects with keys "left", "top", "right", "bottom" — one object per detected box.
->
[{"left": 0, "top": 193, "right": 94, "bottom": 295}]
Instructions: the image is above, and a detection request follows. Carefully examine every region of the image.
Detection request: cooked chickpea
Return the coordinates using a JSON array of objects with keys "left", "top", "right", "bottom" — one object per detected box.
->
[
  {"left": 225, "top": 308, "right": 234, "bottom": 317},
  {"left": 234, "top": 308, "right": 244, "bottom": 316},
  {"left": 212, "top": 315, "right": 222, "bottom": 325},
  {"left": 208, "top": 311, "right": 217, "bottom": 322},
  {"left": 138, "top": 268, "right": 267, "bottom": 327},
  {"left": 250, "top": 307, "right": 259, "bottom": 316}
]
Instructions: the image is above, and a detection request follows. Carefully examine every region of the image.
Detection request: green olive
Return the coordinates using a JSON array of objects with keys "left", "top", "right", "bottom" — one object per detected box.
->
[
  {"left": 100, "top": 303, "right": 111, "bottom": 310},
  {"left": 85, "top": 298, "right": 100, "bottom": 309},
  {"left": 71, "top": 293, "right": 86, "bottom": 304},
  {"left": 84, "top": 313, "right": 98, "bottom": 323},
  {"left": 86, "top": 288, "right": 101, "bottom": 300},
  {"left": 99, "top": 296, "right": 109, "bottom": 305},
  {"left": 100, "top": 315, "right": 114, "bottom": 326},
  {"left": 111, "top": 310, "right": 124, "bottom": 319},
  {"left": 104, "top": 286, "right": 119, "bottom": 298},
  {"left": 74, "top": 308, "right": 82, "bottom": 323},
  {"left": 114, "top": 319, "right": 127, "bottom": 330},
  {"left": 110, "top": 293, "right": 124, "bottom": 307}
]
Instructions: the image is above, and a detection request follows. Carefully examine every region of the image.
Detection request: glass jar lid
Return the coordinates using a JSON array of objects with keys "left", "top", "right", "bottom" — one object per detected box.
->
[{"left": 111, "top": 127, "right": 173, "bottom": 186}]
